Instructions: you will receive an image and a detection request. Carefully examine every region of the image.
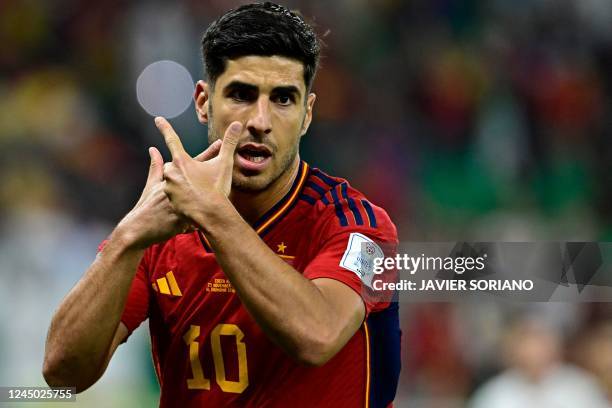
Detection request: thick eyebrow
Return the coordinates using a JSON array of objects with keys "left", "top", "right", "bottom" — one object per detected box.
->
[
  {"left": 223, "top": 81, "right": 258, "bottom": 94},
  {"left": 223, "top": 81, "right": 302, "bottom": 100},
  {"left": 270, "top": 85, "right": 301, "bottom": 99}
]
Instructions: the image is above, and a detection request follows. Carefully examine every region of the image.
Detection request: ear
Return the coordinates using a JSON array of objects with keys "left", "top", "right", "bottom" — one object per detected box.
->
[
  {"left": 300, "top": 93, "right": 316, "bottom": 136},
  {"left": 194, "top": 80, "right": 210, "bottom": 125}
]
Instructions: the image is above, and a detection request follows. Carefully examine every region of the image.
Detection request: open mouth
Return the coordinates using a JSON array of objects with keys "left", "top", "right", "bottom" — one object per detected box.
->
[{"left": 237, "top": 143, "right": 272, "bottom": 163}]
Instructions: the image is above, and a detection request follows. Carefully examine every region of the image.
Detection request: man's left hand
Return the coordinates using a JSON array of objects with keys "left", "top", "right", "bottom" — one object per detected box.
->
[{"left": 155, "top": 116, "right": 242, "bottom": 222}]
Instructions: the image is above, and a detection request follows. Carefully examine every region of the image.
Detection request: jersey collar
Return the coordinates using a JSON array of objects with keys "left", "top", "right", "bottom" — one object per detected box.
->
[
  {"left": 253, "top": 160, "right": 309, "bottom": 237},
  {"left": 198, "top": 160, "right": 309, "bottom": 252}
]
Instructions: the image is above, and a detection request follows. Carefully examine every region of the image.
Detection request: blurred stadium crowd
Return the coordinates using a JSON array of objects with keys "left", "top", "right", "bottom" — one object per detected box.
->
[{"left": 1, "top": 0, "right": 612, "bottom": 406}]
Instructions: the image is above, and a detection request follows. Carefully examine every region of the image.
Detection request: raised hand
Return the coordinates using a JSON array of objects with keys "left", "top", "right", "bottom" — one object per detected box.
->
[
  {"left": 115, "top": 146, "right": 192, "bottom": 249},
  {"left": 155, "top": 116, "right": 242, "bottom": 222}
]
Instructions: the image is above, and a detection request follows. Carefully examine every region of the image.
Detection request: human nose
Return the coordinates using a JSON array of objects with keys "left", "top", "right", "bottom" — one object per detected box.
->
[{"left": 246, "top": 95, "right": 272, "bottom": 135}]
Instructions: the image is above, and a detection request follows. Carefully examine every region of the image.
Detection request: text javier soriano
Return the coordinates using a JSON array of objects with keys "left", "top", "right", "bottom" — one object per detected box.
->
[{"left": 370, "top": 253, "right": 534, "bottom": 293}]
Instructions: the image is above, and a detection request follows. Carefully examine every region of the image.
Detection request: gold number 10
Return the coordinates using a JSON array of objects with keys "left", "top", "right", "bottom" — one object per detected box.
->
[{"left": 183, "top": 323, "right": 249, "bottom": 393}]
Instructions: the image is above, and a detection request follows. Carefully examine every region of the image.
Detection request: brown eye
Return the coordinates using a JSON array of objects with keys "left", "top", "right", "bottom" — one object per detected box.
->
[
  {"left": 231, "top": 90, "right": 248, "bottom": 101},
  {"left": 228, "top": 88, "right": 256, "bottom": 102},
  {"left": 274, "top": 94, "right": 293, "bottom": 106}
]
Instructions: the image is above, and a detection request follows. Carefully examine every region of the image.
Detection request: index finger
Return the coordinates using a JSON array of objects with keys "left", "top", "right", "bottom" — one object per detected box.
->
[
  {"left": 194, "top": 139, "right": 222, "bottom": 162},
  {"left": 155, "top": 116, "right": 187, "bottom": 159}
]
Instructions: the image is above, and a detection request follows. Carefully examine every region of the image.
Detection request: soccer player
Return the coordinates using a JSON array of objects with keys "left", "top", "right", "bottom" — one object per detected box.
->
[{"left": 43, "top": 3, "right": 401, "bottom": 407}]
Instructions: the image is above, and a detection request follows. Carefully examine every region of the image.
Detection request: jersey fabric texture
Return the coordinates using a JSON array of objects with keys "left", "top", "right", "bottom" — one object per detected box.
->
[{"left": 114, "top": 161, "right": 401, "bottom": 407}]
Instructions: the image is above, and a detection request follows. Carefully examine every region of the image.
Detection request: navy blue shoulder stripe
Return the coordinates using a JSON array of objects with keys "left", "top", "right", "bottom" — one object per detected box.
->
[
  {"left": 361, "top": 199, "right": 377, "bottom": 228},
  {"left": 312, "top": 169, "right": 339, "bottom": 188},
  {"left": 298, "top": 191, "right": 331, "bottom": 206},
  {"left": 300, "top": 170, "right": 339, "bottom": 206},
  {"left": 300, "top": 179, "right": 333, "bottom": 205},
  {"left": 341, "top": 183, "right": 364, "bottom": 226},
  {"left": 306, "top": 180, "right": 327, "bottom": 197},
  {"left": 299, "top": 193, "right": 316, "bottom": 205},
  {"left": 302, "top": 170, "right": 374, "bottom": 229},
  {"left": 330, "top": 186, "right": 348, "bottom": 226}
]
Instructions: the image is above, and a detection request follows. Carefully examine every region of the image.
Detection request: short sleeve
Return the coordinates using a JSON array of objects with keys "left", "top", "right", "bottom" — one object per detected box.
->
[
  {"left": 303, "top": 216, "right": 398, "bottom": 316},
  {"left": 120, "top": 261, "right": 150, "bottom": 338},
  {"left": 98, "top": 240, "right": 150, "bottom": 340}
]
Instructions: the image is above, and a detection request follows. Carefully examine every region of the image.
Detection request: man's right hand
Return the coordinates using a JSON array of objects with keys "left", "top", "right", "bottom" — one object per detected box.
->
[
  {"left": 115, "top": 146, "right": 190, "bottom": 249},
  {"left": 115, "top": 140, "right": 226, "bottom": 249}
]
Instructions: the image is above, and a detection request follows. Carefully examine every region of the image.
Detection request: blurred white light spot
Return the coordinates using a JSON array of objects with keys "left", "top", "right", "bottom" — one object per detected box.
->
[{"left": 136, "top": 60, "right": 194, "bottom": 118}]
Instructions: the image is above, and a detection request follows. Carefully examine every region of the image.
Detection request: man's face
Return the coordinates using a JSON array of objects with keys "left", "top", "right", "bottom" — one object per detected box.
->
[{"left": 195, "top": 55, "right": 316, "bottom": 192}]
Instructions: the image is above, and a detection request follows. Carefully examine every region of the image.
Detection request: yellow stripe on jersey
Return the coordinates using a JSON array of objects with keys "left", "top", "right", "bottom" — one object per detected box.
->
[
  {"left": 278, "top": 255, "right": 296, "bottom": 260},
  {"left": 166, "top": 271, "right": 182, "bottom": 296},
  {"left": 157, "top": 277, "right": 171, "bottom": 295}
]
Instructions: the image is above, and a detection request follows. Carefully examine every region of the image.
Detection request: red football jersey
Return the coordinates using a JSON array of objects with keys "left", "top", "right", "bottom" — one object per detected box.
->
[{"left": 118, "top": 161, "right": 401, "bottom": 407}]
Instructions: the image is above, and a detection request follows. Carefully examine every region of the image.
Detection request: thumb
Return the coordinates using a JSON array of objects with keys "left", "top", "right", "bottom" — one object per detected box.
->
[
  {"left": 146, "top": 146, "right": 164, "bottom": 183},
  {"left": 219, "top": 122, "right": 242, "bottom": 164}
]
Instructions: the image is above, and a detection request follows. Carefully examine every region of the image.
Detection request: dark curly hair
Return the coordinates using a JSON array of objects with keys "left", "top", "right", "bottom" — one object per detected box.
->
[{"left": 201, "top": 2, "right": 321, "bottom": 91}]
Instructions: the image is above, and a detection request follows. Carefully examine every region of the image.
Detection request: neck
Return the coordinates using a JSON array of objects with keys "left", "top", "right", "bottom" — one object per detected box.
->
[{"left": 229, "top": 156, "right": 301, "bottom": 225}]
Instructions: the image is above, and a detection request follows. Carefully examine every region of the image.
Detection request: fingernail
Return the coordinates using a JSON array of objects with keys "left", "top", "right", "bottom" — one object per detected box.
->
[
  {"left": 155, "top": 117, "right": 163, "bottom": 126},
  {"left": 229, "top": 122, "right": 242, "bottom": 133}
]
